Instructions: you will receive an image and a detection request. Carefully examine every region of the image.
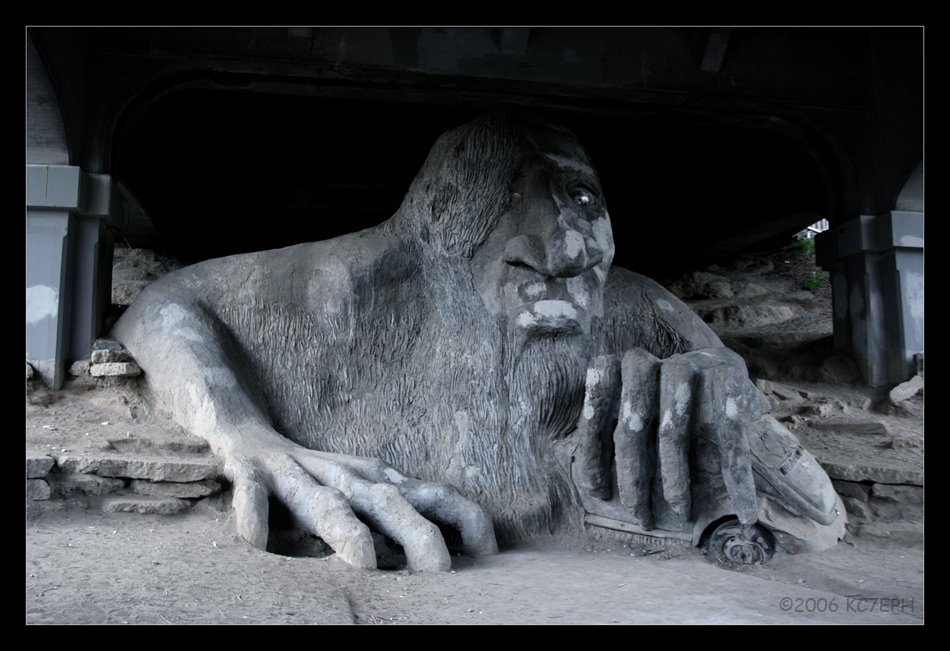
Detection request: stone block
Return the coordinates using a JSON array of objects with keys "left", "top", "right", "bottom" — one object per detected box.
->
[
  {"left": 768, "top": 381, "right": 806, "bottom": 402},
  {"left": 55, "top": 453, "right": 221, "bottom": 483},
  {"left": 889, "top": 375, "right": 923, "bottom": 403},
  {"left": 832, "top": 479, "right": 871, "bottom": 501},
  {"left": 841, "top": 496, "right": 872, "bottom": 520},
  {"left": 27, "top": 479, "right": 51, "bottom": 501},
  {"left": 800, "top": 403, "right": 833, "bottom": 417},
  {"left": 820, "top": 460, "right": 922, "bottom": 486},
  {"left": 130, "top": 479, "right": 222, "bottom": 498},
  {"left": 52, "top": 472, "right": 126, "bottom": 496},
  {"left": 68, "top": 360, "right": 90, "bottom": 376},
  {"left": 92, "top": 339, "right": 125, "bottom": 352},
  {"left": 102, "top": 496, "right": 190, "bottom": 515},
  {"left": 89, "top": 362, "right": 141, "bottom": 377},
  {"left": 27, "top": 454, "right": 55, "bottom": 478},
  {"left": 90, "top": 348, "right": 131, "bottom": 364},
  {"left": 868, "top": 498, "right": 919, "bottom": 521},
  {"left": 871, "top": 483, "right": 923, "bottom": 504},
  {"left": 810, "top": 420, "right": 890, "bottom": 436}
]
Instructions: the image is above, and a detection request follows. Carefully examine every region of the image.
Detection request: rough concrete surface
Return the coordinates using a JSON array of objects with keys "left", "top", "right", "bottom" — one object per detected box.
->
[{"left": 26, "top": 508, "right": 922, "bottom": 624}]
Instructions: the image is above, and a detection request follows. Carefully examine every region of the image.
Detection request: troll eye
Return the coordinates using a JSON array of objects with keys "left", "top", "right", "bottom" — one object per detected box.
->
[{"left": 570, "top": 186, "right": 595, "bottom": 207}]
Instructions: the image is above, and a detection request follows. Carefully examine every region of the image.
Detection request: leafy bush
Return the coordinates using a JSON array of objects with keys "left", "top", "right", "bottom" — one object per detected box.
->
[
  {"left": 792, "top": 238, "right": 816, "bottom": 254},
  {"left": 801, "top": 271, "right": 829, "bottom": 291}
]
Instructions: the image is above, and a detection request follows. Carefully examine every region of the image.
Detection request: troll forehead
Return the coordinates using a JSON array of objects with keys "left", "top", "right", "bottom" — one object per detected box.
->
[{"left": 543, "top": 153, "right": 596, "bottom": 178}]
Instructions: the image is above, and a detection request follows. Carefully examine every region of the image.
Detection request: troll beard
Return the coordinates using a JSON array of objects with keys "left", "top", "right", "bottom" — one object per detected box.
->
[{"left": 456, "top": 328, "right": 592, "bottom": 543}]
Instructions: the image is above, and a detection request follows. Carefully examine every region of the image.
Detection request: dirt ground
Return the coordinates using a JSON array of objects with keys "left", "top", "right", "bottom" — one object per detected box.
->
[
  {"left": 26, "top": 244, "right": 924, "bottom": 625},
  {"left": 25, "top": 370, "right": 924, "bottom": 626},
  {"left": 26, "top": 505, "right": 922, "bottom": 625}
]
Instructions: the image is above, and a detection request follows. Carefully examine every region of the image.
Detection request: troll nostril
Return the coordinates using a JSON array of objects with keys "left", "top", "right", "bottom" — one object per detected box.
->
[{"left": 505, "top": 259, "right": 538, "bottom": 273}]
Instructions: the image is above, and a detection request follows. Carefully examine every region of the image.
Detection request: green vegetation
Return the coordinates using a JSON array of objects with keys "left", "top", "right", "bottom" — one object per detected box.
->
[
  {"left": 801, "top": 271, "right": 830, "bottom": 291},
  {"left": 792, "top": 237, "right": 816, "bottom": 254}
]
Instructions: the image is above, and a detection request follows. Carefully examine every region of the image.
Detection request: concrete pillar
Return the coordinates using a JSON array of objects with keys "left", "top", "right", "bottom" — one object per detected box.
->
[
  {"left": 27, "top": 164, "right": 125, "bottom": 389},
  {"left": 817, "top": 210, "right": 923, "bottom": 387}
]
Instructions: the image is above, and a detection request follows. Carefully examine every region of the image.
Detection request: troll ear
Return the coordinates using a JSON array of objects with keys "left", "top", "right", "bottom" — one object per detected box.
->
[{"left": 399, "top": 112, "right": 525, "bottom": 258}]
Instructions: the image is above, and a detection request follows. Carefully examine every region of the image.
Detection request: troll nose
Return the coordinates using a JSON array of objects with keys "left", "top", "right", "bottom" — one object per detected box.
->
[{"left": 503, "top": 225, "right": 604, "bottom": 278}]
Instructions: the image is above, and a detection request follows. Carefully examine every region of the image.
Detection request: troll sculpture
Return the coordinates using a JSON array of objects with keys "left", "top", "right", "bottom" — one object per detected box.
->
[{"left": 113, "top": 113, "right": 845, "bottom": 570}]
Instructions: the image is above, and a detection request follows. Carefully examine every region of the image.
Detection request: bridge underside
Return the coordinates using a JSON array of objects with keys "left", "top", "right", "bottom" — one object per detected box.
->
[{"left": 26, "top": 27, "right": 922, "bottom": 388}]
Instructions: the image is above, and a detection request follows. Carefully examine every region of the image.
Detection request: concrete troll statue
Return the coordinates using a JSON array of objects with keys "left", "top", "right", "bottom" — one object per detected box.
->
[{"left": 112, "top": 112, "right": 845, "bottom": 570}]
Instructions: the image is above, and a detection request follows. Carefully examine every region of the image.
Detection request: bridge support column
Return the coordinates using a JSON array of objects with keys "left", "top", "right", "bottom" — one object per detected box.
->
[
  {"left": 27, "top": 164, "right": 125, "bottom": 388},
  {"left": 817, "top": 210, "right": 923, "bottom": 388}
]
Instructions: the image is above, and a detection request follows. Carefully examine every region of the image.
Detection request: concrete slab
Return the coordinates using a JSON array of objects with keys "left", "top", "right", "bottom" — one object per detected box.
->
[
  {"left": 27, "top": 453, "right": 55, "bottom": 478},
  {"left": 102, "top": 496, "right": 190, "bottom": 515},
  {"left": 130, "top": 479, "right": 222, "bottom": 499},
  {"left": 52, "top": 472, "right": 126, "bottom": 496},
  {"left": 54, "top": 453, "right": 221, "bottom": 483},
  {"left": 27, "top": 479, "right": 51, "bottom": 500}
]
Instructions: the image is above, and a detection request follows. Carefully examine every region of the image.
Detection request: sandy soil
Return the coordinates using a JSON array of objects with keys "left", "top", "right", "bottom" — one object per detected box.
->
[{"left": 27, "top": 506, "right": 922, "bottom": 625}]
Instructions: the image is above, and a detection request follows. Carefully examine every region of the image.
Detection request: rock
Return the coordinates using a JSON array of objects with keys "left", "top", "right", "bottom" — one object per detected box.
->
[
  {"left": 754, "top": 379, "right": 773, "bottom": 395},
  {"left": 54, "top": 453, "right": 221, "bottom": 483},
  {"left": 92, "top": 339, "right": 126, "bottom": 353},
  {"left": 102, "top": 496, "right": 190, "bottom": 515},
  {"left": 871, "top": 484, "right": 923, "bottom": 504},
  {"left": 111, "top": 247, "right": 184, "bottom": 306},
  {"left": 768, "top": 381, "right": 807, "bottom": 403},
  {"left": 841, "top": 496, "right": 872, "bottom": 520},
  {"left": 27, "top": 479, "right": 51, "bottom": 501},
  {"left": 820, "top": 460, "right": 923, "bottom": 486},
  {"left": 868, "top": 498, "right": 920, "bottom": 522},
  {"left": 27, "top": 454, "right": 55, "bottom": 478},
  {"left": 705, "top": 279, "right": 735, "bottom": 299},
  {"left": 853, "top": 520, "right": 923, "bottom": 542},
  {"left": 68, "top": 360, "right": 90, "bottom": 377},
  {"left": 51, "top": 473, "right": 126, "bottom": 496},
  {"left": 832, "top": 479, "right": 871, "bottom": 501},
  {"left": 817, "top": 356, "right": 861, "bottom": 384},
  {"left": 800, "top": 403, "right": 833, "bottom": 417},
  {"left": 90, "top": 348, "right": 131, "bottom": 364},
  {"left": 732, "top": 257, "right": 774, "bottom": 274},
  {"left": 777, "top": 414, "right": 803, "bottom": 431},
  {"left": 27, "top": 363, "right": 34, "bottom": 380},
  {"left": 89, "top": 362, "right": 142, "bottom": 377},
  {"left": 881, "top": 436, "right": 922, "bottom": 450},
  {"left": 700, "top": 303, "right": 797, "bottom": 328},
  {"left": 131, "top": 479, "right": 222, "bottom": 499},
  {"left": 106, "top": 435, "right": 210, "bottom": 455},
  {"left": 888, "top": 375, "right": 923, "bottom": 404},
  {"left": 810, "top": 420, "right": 890, "bottom": 436}
]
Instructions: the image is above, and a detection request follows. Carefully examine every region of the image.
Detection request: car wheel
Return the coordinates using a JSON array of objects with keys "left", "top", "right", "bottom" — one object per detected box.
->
[{"left": 707, "top": 518, "right": 775, "bottom": 565}]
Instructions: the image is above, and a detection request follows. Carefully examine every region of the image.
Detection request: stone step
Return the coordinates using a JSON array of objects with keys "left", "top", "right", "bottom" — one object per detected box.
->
[
  {"left": 53, "top": 452, "right": 222, "bottom": 483},
  {"left": 27, "top": 452, "right": 55, "bottom": 478},
  {"left": 102, "top": 496, "right": 191, "bottom": 515},
  {"left": 819, "top": 460, "right": 922, "bottom": 486},
  {"left": 105, "top": 436, "right": 209, "bottom": 455},
  {"left": 130, "top": 478, "right": 222, "bottom": 499},
  {"left": 27, "top": 479, "right": 51, "bottom": 500},
  {"left": 50, "top": 472, "right": 126, "bottom": 496}
]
